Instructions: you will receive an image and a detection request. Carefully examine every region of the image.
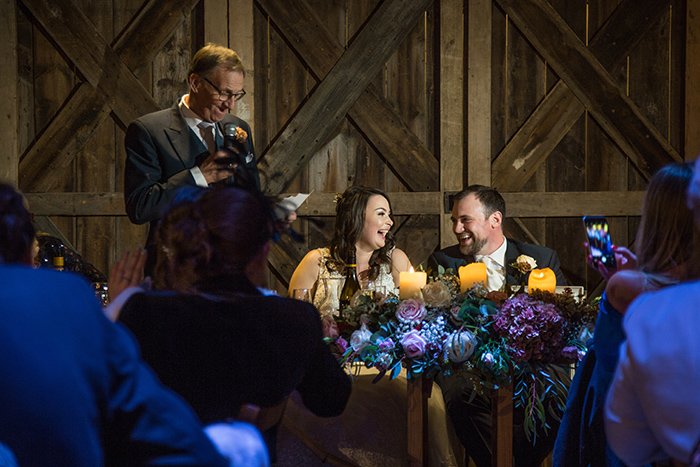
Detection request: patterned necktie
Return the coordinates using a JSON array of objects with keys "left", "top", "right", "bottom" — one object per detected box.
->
[
  {"left": 197, "top": 122, "right": 217, "bottom": 155},
  {"left": 477, "top": 256, "right": 505, "bottom": 292}
]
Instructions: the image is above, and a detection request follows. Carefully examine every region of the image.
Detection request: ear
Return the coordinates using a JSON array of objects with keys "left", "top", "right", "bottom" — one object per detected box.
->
[
  {"left": 490, "top": 211, "right": 503, "bottom": 229},
  {"left": 188, "top": 73, "right": 200, "bottom": 93}
]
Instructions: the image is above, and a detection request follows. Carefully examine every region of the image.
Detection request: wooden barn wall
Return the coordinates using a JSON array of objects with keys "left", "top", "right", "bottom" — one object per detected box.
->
[{"left": 2, "top": 0, "right": 699, "bottom": 297}]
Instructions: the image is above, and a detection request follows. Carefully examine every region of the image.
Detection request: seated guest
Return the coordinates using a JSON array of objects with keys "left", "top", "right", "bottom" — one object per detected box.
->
[
  {"left": 289, "top": 185, "right": 411, "bottom": 300},
  {"left": 117, "top": 186, "right": 352, "bottom": 462},
  {"left": 429, "top": 185, "right": 568, "bottom": 467},
  {"left": 605, "top": 158, "right": 700, "bottom": 466},
  {"left": 555, "top": 162, "right": 699, "bottom": 466},
  {"left": 428, "top": 184, "right": 567, "bottom": 288},
  {"left": 0, "top": 182, "right": 255, "bottom": 467}
]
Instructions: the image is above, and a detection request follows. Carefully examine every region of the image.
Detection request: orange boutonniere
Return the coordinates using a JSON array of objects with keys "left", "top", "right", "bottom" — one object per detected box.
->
[{"left": 234, "top": 126, "right": 247, "bottom": 143}]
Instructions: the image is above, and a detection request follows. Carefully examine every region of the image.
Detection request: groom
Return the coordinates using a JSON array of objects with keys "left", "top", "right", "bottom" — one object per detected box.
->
[
  {"left": 429, "top": 185, "right": 568, "bottom": 467},
  {"left": 427, "top": 185, "right": 567, "bottom": 288}
]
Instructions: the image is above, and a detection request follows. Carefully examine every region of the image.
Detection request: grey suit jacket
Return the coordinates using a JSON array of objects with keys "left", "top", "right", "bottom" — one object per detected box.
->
[
  {"left": 427, "top": 238, "right": 568, "bottom": 286},
  {"left": 124, "top": 103, "right": 259, "bottom": 226}
]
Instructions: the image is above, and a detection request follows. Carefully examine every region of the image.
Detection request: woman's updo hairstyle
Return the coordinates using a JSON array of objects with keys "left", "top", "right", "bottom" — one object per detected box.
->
[
  {"left": 328, "top": 186, "right": 395, "bottom": 280},
  {"left": 0, "top": 183, "right": 35, "bottom": 265},
  {"left": 154, "top": 186, "right": 275, "bottom": 292}
]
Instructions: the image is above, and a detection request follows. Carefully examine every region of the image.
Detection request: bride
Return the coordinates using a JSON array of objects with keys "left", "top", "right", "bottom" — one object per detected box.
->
[{"left": 283, "top": 186, "right": 463, "bottom": 467}]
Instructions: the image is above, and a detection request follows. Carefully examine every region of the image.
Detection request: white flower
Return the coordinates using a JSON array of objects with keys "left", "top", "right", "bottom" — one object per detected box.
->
[
  {"left": 350, "top": 323, "right": 372, "bottom": 351},
  {"left": 514, "top": 254, "right": 537, "bottom": 273},
  {"left": 446, "top": 330, "right": 478, "bottom": 362}
]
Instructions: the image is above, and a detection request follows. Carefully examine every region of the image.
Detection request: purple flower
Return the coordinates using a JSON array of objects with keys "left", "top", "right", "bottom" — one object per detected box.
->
[
  {"left": 396, "top": 298, "right": 427, "bottom": 324},
  {"left": 482, "top": 352, "right": 494, "bottom": 367},
  {"left": 401, "top": 330, "right": 427, "bottom": 358},
  {"left": 336, "top": 337, "right": 348, "bottom": 354},
  {"left": 378, "top": 337, "right": 395, "bottom": 351}
]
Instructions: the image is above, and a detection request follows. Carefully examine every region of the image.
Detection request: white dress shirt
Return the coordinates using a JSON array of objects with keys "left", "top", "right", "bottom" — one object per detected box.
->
[
  {"left": 475, "top": 238, "right": 507, "bottom": 292},
  {"left": 179, "top": 95, "right": 217, "bottom": 187}
]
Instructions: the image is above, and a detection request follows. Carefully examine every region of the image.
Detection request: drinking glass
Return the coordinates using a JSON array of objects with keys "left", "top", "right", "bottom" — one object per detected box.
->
[
  {"left": 291, "top": 288, "right": 311, "bottom": 302},
  {"left": 315, "top": 277, "right": 343, "bottom": 317}
]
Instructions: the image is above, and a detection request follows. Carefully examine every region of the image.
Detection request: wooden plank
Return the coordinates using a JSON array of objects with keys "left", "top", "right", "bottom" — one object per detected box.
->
[
  {"left": 439, "top": 0, "right": 464, "bottom": 248},
  {"left": 496, "top": 0, "right": 681, "bottom": 179},
  {"left": 267, "top": 234, "right": 310, "bottom": 290},
  {"left": 203, "top": 0, "right": 227, "bottom": 45},
  {"left": 256, "top": 0, "right": 438, "bottom": 192},
  {"left": 24, "top": 191, "right": 646, "bottom": 218},
  {"left": 258, "top": 0, "right": 435, "bottom": 194},
  {"left": 0, "top": 0, "right": 17, "bottom": 183},
  {"left": 492, "top": 0, "right": 672, "bottom": 191},
  {"left": 407, "top": 375, "right": 431, "bottom": 467},
  {"left": 74, "top": 0, "right": 116, "bottom": 277},
  {"left": 228, "top": 0, "right": 255, "bottom": 126},
  {"left": 22, "top": 0, "right": 159, "bottom": 128},
  {"left": 491, "top": 383, "right": 514, "bottom": 467},
  {"left": 393, "top": 215, "right": 440, "bottom": 269},
  {"left": 19, "top": 0, "right": 199, "bottom": 193},
  {"left": 687, "top": 0, "right": 700, "bottom": 159},
  {"left": 467, "top": 0, "right": 491, "bottom": 186}
]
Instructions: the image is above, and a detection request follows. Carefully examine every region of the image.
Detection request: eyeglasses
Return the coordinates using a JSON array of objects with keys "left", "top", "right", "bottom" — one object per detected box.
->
[{"left": 201, "top": 76, "right": 246, "bottom": 102}]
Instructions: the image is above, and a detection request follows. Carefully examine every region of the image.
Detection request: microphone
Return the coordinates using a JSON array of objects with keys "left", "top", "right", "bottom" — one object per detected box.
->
[{"left": 222, "top": 122, "right": 255, "bottom": 189}]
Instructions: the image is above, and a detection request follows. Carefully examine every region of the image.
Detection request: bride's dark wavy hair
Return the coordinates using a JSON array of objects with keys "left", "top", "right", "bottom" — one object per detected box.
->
[
  {"left": 327, "top": 186, "right": 395, "bottom": 280},
  {"left": 153, "top": 186, "right": 275, "bottom": 292}
]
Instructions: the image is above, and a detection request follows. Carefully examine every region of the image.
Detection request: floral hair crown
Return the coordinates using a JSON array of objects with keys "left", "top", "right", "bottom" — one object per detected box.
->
[{"left": 334, "top": 193, "right": 343, "bottom": 204}]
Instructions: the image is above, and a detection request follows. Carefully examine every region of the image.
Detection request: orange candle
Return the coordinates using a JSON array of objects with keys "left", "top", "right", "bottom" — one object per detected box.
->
[
  {"left": 528, "top": 268, "right": 556, "bottom": 293},
  {"left": 399, "top": 267, "right": 427, "bottom": 299},
  {"left": 458, "top": 263, "right": 487, "bottom": 292}
]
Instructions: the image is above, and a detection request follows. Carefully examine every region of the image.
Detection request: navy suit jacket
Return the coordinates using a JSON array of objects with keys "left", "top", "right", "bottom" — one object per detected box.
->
[
  {"left": 124, "top": 103, "right": 260, "bottom": 227},
  {"left": 428, "top": 238, "right": 568, "bottom": 286},
  {"left": 0, "top": 265, "right": 226, "bottom": 467}
]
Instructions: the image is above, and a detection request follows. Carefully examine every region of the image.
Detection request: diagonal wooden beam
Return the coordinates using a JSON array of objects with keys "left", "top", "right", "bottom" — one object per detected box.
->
[
  {"left": 492, "top": 0, "right": 670, "bottom": 191},
  {"left": 256, "top": 0, "right": 438, "bottom": 191},
  {"left": 22, "top": 0, "right": 157, "bottom": 132},
  {"left": 19, "top": 0, "right": 198, "bottom": 192},
  {"left": 258, "top": 0, "right": 435, "bottom": 194},
  {"left": 493, "top": 0, "right": 681, "bottom": 186}
]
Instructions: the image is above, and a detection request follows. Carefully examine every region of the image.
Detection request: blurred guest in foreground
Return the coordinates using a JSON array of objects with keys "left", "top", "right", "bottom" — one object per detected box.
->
[
  {"left": 556, "top": 162, "right": 700, "bottom": 466},
  {"left": 117, "top": 186, "right": 352, "bottom": 462},
  {"left": 0, "top": 182, "right": 267, "bottom": 467},
  {"left": 605, "top": 158, "right": 700, "bottom": 466}
]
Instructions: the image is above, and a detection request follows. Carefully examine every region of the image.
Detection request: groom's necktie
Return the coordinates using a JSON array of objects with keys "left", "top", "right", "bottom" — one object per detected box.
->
[{"left": 475, "top": 255, "right": 504, "bottom": 292}]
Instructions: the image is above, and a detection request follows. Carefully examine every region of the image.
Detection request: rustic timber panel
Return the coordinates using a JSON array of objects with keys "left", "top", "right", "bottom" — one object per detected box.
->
[{"left": 6, "top": 0, "right": 691, "bottom": 299}]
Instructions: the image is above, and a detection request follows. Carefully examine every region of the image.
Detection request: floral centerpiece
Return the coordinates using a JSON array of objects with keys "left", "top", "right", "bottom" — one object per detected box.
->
[{"left": 325, "top": 256, "right": 598, "bottom": 440}]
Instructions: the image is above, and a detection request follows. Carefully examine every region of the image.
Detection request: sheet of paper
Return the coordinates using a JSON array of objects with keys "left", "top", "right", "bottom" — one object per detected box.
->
[{"left": 274, "top": 192, "right": 311, "bottom": 219}]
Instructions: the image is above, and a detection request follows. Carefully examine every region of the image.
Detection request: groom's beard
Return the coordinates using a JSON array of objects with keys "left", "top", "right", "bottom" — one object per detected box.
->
[{"left": 459, "top": 235, "right": 487, "bottom": 257}]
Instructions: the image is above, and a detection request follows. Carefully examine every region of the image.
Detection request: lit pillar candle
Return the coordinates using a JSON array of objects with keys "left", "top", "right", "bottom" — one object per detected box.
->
[
  {"left": 399, "top": 267, "right": 427, "bottom": 299},
  {"left": 458, "top": 263, "right": 488, "bottom": 293},
  {"left": 528, "top": 268, "right": 556, "bottom": 293}
]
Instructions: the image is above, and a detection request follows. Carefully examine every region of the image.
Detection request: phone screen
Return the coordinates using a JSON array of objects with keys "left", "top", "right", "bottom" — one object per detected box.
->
[{"left": 583, "top": 216, "right": 616, "bottom": 269}]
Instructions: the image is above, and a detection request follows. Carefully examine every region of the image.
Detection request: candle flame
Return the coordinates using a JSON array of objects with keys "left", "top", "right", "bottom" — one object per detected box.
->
[{"left": 409, "top": 266, "right": 415, "bottom": 273}]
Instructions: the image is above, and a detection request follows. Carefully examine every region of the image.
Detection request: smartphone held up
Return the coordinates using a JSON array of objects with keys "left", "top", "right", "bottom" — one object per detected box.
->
[{"left": 583, "top": 216, "right": 617, "bottom": 270}]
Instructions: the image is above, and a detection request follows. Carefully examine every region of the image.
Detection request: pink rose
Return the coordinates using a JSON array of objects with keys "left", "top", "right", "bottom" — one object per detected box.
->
[
  {"left": 396, "top": 298, "right": 427, "bottom": 324},
  {"left": 401, "top": 330, "right": 427, "bottom": 358},
  {"left": 321, "top": 315, "right": 339, "bottom": 339}
]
